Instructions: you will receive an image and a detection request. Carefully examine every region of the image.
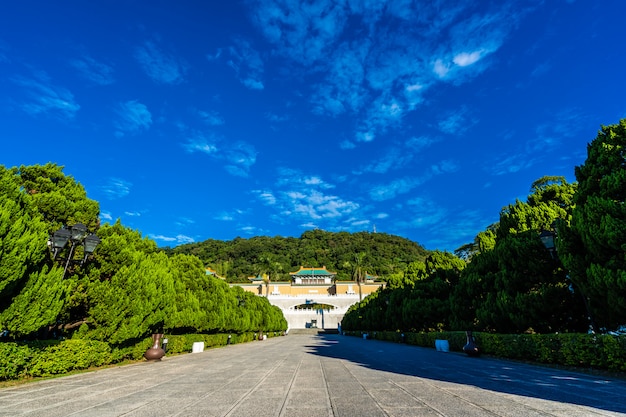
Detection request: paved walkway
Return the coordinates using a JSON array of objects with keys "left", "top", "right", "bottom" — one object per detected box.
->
[{"left": 1, "top": 333, "right": 625, "bottom": 416}]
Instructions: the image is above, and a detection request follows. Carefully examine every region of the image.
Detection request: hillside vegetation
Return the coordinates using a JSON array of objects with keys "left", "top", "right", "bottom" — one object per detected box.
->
[{"left": 166, "top": 230, "right": 430, "bottom": 282}]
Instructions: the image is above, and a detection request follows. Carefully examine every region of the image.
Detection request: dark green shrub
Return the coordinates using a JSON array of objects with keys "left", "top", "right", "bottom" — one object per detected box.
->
[
  {"left": 0, "top": 342, "right": 33, "bottom": 380},
  {"left": 346, "top": 330, "right": 626, "bottom": 372},
  {"left": 29, "top": 339, "right": 112, "bottom": 377}
]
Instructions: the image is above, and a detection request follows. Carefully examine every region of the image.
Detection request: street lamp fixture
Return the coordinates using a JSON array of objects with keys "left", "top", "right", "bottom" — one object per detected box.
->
[
  {"left": 539, "top": 229, "right": 556, "bottom": 258},
  {"left": 49, "top": 223, "right": 100, "bottom": 278},
  {"left": 538, "top": 224, "right": 597, "bottom": 333}
]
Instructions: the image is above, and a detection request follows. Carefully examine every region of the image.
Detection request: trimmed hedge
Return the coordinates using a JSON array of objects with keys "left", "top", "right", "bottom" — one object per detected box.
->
[
  {"left": 0, "top": 331, "right": 273, "bottom": 381},
  {"left": 346, "top": 330, "right": 626, "bottom": 372}
]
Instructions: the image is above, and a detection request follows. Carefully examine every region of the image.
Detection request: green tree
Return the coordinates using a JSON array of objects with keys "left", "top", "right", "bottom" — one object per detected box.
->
[
  {"left": 0, "top": 166, "right": 49, "bottom": 311},
  {"left": 559, "top": 119, "right": 626, "bottom": 331},
  {"left": 15, "top": 163, "right": 100, "bottom": 230},
  {"left": 451, "top": 176, "right": 585, "bottom": 333},
  {"left": 455, "top": 224, "right": 497, "bottom": 261},
  {"left": 86, "top": 251, "right": 174, "bottom": 344},
  {"left": 0, "top": 166, "right": 67, "bottom": 338}
]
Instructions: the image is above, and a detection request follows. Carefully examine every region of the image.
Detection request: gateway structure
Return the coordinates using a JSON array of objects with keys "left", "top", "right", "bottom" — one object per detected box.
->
[{"left": 231, "top": 266, "right": 385, "bottom": 330}]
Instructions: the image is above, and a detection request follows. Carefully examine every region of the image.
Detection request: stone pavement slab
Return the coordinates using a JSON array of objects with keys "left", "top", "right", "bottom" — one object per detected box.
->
[{"left": 1, "top": 333, "right": 625, "bottom": 416}]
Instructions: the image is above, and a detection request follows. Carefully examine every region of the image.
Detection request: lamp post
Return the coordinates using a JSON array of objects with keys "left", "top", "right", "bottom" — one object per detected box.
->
[
  {"left": 49, "top": 223, "right": 100, "bottom": 278},
  {"left": 539, "top": 226, "right": 597, "bottom": 333},
  {"left": 538, "top": 229, "right": 557, "bottom": 259}
]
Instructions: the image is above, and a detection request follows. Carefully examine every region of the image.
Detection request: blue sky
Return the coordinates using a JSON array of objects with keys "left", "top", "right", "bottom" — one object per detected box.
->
[{"left": 2, "top": 1, "right": 625, "bottom": 252}]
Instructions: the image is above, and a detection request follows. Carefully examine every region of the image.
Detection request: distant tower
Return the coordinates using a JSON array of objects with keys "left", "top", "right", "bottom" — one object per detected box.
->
[{"left": 373, "top": 224, "right": 377, "bottom": 233}]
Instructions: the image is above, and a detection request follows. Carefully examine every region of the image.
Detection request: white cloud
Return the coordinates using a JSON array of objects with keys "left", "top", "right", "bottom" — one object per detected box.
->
[
  {"left": 399, "top": 197, "right": 447, "bottom": 228},
  {"left": 183, "top": 132, "right": 219, "bottom": 155},
  {"left": 487, "top": 109, "right": 585, "bottom": 176},
  {"left": 213, "top": 39, "right": 265, "bottom": 90},
  {"left": 238, "top": 225, "right": 268, "bottom": 235},
  {"left": 12, "top": 74, "right": 80, "bottom": 120},
  {"left": 114, "top": 100, "right": 152, "bottom": 137},
  {"left": 265, "top": 112, "right": 289, "bottom": 123},
  {"left": 431, "top": 160, "right": 459, "bottom": 175},
  {"left": 433, "top": 59, "right": 451, "bottom": 78},
  {"left": 339, "top": 140, "right": 356, "bottom": 150},
  {"left": 222, "top": 141, "right": 257, "bottom": 177},
  {"left": 198, "top": 110, "right": 225, "bottom": 126},
  {"left": 286, "top": 190, "right": 359, "bottom": 220},
  {"left": 355, "top": 135, "right": 437, "bottom": 176},
  {"left": 276, "top": 168, "right": 334, "bottom": 189},
  {"left": 253, "top": 190, "right": 277, "bottom": 205},
  {"left": 255, "top": 167, "right": 362, "bottom": 228},
  {"left": 438, "top": 106, "right": 477, "bottom": 135},
  {"left": 250, "top": 1, "right": 523, "bottom": 147},
  {"left": 135, "top": 41, "right": 187, "bottom": 84},
  {"left": 70, "top": 56, "right": 115, "bottom": 85},
  {"left": 250, "top": 0, "right": 348, "bottom": 65},
  {"left": 149, "top": 234, "right": 195, "bottom": 244},
  {"left": 369, "top": 177, "right": 423, "bottom": 201},
  {"left": 453, "top": 50, "right": 484, "bottom": 67},
  {"left": 183, "top": 132, "right": 256, "bottom": 177},
  {"left": 100, "top": 178, "right": 132, "bottom": 199},
  {"left": 215, "top": 212, "right": 234, "bottom": 221}
]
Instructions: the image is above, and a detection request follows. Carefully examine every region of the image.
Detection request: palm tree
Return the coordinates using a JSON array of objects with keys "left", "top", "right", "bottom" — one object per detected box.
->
[
  {"left": 352, "top": 252, "right": 367, "bottom": 301},
  {"left": 259, "top": 254, "right": 283, "bottom": 297}
]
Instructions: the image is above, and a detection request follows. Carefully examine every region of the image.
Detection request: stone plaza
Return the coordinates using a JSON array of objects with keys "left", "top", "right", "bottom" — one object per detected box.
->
[{"left": 1, "top": 332, "right": 625, "bottom": 416}]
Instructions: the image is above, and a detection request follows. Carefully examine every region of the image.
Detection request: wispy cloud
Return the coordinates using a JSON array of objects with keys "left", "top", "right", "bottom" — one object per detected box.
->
[
  {"left": 197, "top": 109, "right": 225, "bottom": 126},
  {"left": 399, "top": 197, "right": 448, "bottom": 228},
  {"left": 250, "top": 0, "right": 525, "bottom": 147},
  {"left": 11, "top": 73, "right": 80, "bottom": 120},
  {"left": 354, "top": 136, "right": 438, "bottom": 175},
  {"left": 237, "top": 225, "right": 269, "bottom": 236},
  {"left": 355, "top": 147, "right": 411, "bottom": 175},
  {"left": 100, "top": 178, "right": 132, "bottom": 199},
  {"left": 368, "top": 159, "right": 458, "bottom": 201},
  {"left": 209, "top": 39, "right": 265, "bottom": 90},
  {"left": 249, "top": 0, "right": 347, "bottom": 65},
  {"left": 253, "top": 190, "right": 277, "bottom": 205},
  {"left": 398, "top": 207, "right": 494, "bottom": 252},
  {"left": 149, "top": 234, "right": 195, "bottom": 245},
  {"left": 135, "top": 41, "right": 188, "bottom": 84},
  {"left": 265, "top": 112, "right": 289, "bottom": 123},
  {"left": 223, "top": 141, "right": 257, "bottom": 177},
  {"left": 254, "top": 167, "right": 362, "bottom": 229},
  {"left": 276, "top": 168, "right": 334, "bottom": 189},
  {"left": 114, "top": 100, "right": 152, "bottom": 137},
  {"left": 489, "top": 108, "right": 585, "bottom": 176},
  {"left": 369, "top": 177, "right": 425, "bottom": 202},
  {"left": 438, "top": 106, "right": 476, "bottom": 135},
  {"left": 182, "top": 131, "right": 218, "bottom": 155},
  {"left": 70, "top": 56, "right": 115, "bottom": 85},
  {"left": 183, "top": 131, "right": 257, "bottom": 177}
]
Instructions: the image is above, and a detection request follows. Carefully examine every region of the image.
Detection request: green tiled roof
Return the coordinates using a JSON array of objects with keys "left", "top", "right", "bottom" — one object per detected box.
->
[{"left": 290, "top": 266, "right": 335, "bottom": 276}]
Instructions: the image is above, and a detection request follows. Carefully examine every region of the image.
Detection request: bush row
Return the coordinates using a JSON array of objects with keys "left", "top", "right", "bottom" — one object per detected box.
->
[
  {"left": 0, "top": 332, "right": 278, "bottom": 381},
  {"left": 345, "top": 331, "right": 626, "bottom": 372}
]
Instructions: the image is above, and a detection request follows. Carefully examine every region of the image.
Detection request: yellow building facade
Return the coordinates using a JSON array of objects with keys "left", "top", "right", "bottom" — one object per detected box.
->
[{"left": 231, "top": 266, "right": 385, "bottom": 329}]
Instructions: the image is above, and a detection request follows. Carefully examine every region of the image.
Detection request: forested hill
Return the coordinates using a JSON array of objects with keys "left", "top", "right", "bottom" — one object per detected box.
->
[{"left": 166, "top": 230, "right": 430, "bottom": 282}]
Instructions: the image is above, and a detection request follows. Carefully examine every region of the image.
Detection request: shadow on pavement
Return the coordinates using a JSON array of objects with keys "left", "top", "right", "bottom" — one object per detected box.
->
[{"left": 305, "top": 333, "right": 626, "bottom": 414}]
